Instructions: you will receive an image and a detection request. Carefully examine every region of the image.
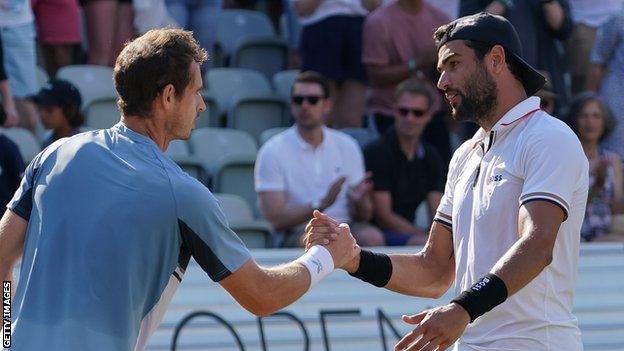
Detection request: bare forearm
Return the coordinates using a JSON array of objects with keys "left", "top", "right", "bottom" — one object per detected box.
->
[
  {"left": 384, "top": 252, "right": 454, "bottom": 298},
  {"left": 367, "top": 64, "right": 411, "bottom": 87},
  {"left": 376, "top": 211, "right": 419, "bottom": 235},
  {"left": 294, "top": 0, "right": 323, "bottom": 17},
  {"left": 265, "top": 205, "right": 314, "bottom": 231},
  {"left": 351, "top": 197, "right": 373, "bottom": 222},
  {"left": 542, "top": 1, "right": 565, "bottom": 31},
  {"left": 0, "top": 80, "right": 13, "bottom": 102},
  {"left": 490, "top": 232, "right": 553, "bottom": 296},
  {"left": 257, "top": 263, "right": 311, "bottom": 314},
  {"left": 585, "top": 64, "right": 605, "bottom": 91}
]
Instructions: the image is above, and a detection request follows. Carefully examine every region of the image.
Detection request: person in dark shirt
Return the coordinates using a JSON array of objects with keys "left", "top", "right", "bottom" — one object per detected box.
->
[
  {"left": 30, "top": 79, "right": 84, "bottom": 149},
  {"left": 364, "top": 78, "right": 445, "bottom": 245},
  {"left": 0, "top": 108, "right": 25, "bottom": 209}
]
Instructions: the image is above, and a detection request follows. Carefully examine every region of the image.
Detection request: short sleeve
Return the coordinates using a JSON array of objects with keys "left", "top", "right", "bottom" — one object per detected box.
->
[
  {"left": 364, "top": 141, "right": 393, "bottom": 192},
  {"left": 362, "top": 13, "right": 391, "bottom": 66},
  {"left": 177, "top": 183, "right": 251, "bottom": 282},
  {"left": 590, "top": 14, "right": 623, "bottom": 65},
  {"left": 7, "top": 155, "right": 38, "bottom": 220},
  {"left": 434, "top": 144, "right": 466, "bottom": 230},
  {"left": 518, "top": 128, "right": 587, "bottom": 222},
  {"left": 254, "top": 143, "right": 286, "bottom": 192}
]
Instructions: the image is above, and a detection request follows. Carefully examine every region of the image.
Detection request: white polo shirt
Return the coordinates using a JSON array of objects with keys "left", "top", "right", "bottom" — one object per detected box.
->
[
  {"left": 255, "top": 125, "right": 365, "bottom": 223},
  {"left": 434, "top": 97, "right": 588, "bottom": 351}
]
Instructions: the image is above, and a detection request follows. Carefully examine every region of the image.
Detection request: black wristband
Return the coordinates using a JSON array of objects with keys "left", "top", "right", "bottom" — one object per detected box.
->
[
  {"left": 348, "top": 249, "right": 393, "bottom": 287},
  {"left": 450, "top": 273, "right": 508, "bottom": 323}
]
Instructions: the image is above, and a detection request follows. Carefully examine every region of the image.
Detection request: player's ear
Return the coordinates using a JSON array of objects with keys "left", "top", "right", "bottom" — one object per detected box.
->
[{"left": 488, "top": 45, "right": 506, "bottom": 74}]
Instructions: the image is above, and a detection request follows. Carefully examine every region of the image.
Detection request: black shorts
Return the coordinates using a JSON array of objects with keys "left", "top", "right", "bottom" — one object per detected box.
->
[{"left": 299, "top": 15, "right": 367, "bottom": 83}]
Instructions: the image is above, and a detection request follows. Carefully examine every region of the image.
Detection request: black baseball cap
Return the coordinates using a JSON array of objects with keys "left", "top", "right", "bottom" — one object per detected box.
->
[
  {"left": 436, "top": 12, "right": 546, "bottom": 96},
  {"left": 30, "top": 79, "right": 82, "bottom": 108}
]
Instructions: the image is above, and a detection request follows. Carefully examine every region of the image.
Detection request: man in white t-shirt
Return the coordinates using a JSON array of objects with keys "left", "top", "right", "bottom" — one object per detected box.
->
[
  {"left": 304, "top": 13, "right": 588, "bottom": 351},
  {"left": 255, "top": 71, "right": 384, "bottom": 247}
]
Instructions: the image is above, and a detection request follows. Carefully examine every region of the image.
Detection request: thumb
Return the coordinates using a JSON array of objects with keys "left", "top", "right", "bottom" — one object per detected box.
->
[
  {"left": 337, "top": 223, "right": 350, "bottom": 234},
  {"left": 313, "top": 210, "right": 324, "bottom": 219},
  {"left": 402, "top": 311, "right": 427, "bottom": 325}
]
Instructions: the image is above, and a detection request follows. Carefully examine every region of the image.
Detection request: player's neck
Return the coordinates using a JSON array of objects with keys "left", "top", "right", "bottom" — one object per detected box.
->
[
  {"left": 121, "top": 114, "right": 170, "bottom": 151},
  {"left": 481, "top": 87, "right": 527, "bottom": 132}
]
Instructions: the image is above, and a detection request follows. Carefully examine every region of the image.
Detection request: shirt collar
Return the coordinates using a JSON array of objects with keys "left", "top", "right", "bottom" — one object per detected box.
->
[
  {"left": 290, "top": 124, "right": 328, "bottom": 150},
  {"left": 112, "top": 121, "right": 161, "bottom": 149}
]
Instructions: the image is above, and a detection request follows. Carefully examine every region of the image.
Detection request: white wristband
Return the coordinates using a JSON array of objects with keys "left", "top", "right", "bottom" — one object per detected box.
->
[{"left": 295, "top": 245, "right": 334, "bottom": 289}]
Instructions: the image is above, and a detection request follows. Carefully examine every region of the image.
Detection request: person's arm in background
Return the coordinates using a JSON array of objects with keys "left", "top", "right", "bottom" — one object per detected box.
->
[
  {"left": 586, "top": 15, "right": 621, "bottom": 91},
  {"left": 372, "top": 191, "right": 424, "bottom": 235},
  {"left": 0, "top": 35, "right": 19, "bottom": 128},
  {"left": 292, "top": 0, "right": 323, "bottom": 17},
  {"left": 541, "top": 0, "right": 572, "bottom": 40},
  {"left": 0, "top": 210, "right": 27, "bottom": 298}
]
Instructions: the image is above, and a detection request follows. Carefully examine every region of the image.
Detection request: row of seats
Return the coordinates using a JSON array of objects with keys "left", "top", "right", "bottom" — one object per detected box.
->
[{"left": 51, "top": 65, "right": 299, "bottom": 144}]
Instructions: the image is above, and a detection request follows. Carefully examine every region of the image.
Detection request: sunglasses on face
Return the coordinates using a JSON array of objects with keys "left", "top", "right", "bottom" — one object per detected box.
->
[
  {"left": 397, "top": 107, "right": 427, "bottom": 118},
  {"left": 292, "top": 95, "right": 324, "bottom": 105}
]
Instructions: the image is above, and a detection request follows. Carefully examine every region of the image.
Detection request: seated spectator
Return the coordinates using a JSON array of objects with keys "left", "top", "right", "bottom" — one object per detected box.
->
[
  {"left": 566, "top": 92, "right": 624, "bottom": 241},
  {"left": 587, "top": 9, "right": 624, "bottom": 161},
  {"left": 30, "top": 80, "right": 83, "bottom": 149},
  {"left": 364, "top": 78, "right": 444, "bottom": 245},
  {"left": 81, "top": 0, "right": 134, "bottom": 66},
  {"left": 255, "top": 71, "right": 384, "bottom": 247},
  {"left": 0, "top": 107, "right": 25, "bottom": 209},
  {"left": 0, "top": 35, "right": 18, "bottom": 128},
  {"left": 294, "top": 0, "right": 381, "bottom": 128}
]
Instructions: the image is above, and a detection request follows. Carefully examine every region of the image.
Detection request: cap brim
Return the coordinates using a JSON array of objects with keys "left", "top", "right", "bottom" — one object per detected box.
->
[{"left": 510, "top": 53, "right": 546, "bottom": 97}]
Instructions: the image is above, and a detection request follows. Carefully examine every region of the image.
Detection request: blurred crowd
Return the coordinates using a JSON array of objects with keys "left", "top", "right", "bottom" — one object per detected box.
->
[{"left": 1, "top": 0, "right": 623, "bottom": 245}]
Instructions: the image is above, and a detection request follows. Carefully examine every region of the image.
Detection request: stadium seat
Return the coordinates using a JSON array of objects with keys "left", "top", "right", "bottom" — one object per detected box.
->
[
  {"left": 0, "top": 127, "right": 40, "bottom": 162},
  {"left": 205, "top": 68, "right": 272, "bottom": 115},
  {"left": 231, "top": 36, "right": 288, "bottom": 81},
  {"left": 340, "top": 127, "right": 379, "bottom": 148},
  {"left": 165, "top": 140, "right": 210, "bottom": 185},
  {"left": 227, "top": 95, "right": 288, "bottom": 144},
  {"left": 214, "top": 193, "right": 273, "bottom": 248},
  {"left": 199, "top": 92, "right": 220, "bottom": 128},
  {"left": 215, "top": 9, "right": 275, "bottom": 59},
  {"left": 272, "top": 69, "right": 299, "bottom": 100},
  {"left": 84, "top": 96, "right": 120, "bottom": 129},
  {"left": 57, "top": 65, "right": 116, "bottom": 109},
  {"left": 259, "top": 127, "right": 288, "bottom": 146},
  {"left": 212, "top": 153, "right": 258, "bottom": 217}
]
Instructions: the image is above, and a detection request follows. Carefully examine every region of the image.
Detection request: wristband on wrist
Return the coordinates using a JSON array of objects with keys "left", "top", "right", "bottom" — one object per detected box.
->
[
  {"left": 295, "top": 245, "right": 334, "bottom": 289},
  {"left": 450, "top": 273, "right": 508, "bottom": 323},
  {"left": 348, "top": 249, "right": 393, "bottom": 287}
]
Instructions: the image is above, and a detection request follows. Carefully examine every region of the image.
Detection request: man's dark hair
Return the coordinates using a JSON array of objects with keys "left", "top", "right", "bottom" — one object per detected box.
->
[
  {"left": 291, "top": 71, "right": 331, "bottom": 99},
  {"left": 394, "top": 78, "right": 434, "bottom": 109},
  {"left": 433, "top": 24, "right": 524, "bottom": 84},
  {"left": 61, "top": 104, "right": 84, "bottom": 129},
  {"left": 565, "top": 92, "right": 616, "bottom": 142},
  {"left": 113, "top": 28, "right": 208, "bottom": 118}
]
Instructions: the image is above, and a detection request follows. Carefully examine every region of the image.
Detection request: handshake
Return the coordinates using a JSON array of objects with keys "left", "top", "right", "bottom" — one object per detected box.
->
[{"left": 302, "top": 210, "right": 361, "bottom": 273}]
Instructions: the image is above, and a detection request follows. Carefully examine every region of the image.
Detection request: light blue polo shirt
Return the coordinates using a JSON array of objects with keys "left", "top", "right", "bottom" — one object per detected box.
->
[{"left": 6, "top": 123, "right": 251, "bottom": 350}]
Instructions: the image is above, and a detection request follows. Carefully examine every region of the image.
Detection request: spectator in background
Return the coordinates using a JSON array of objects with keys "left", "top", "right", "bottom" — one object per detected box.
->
[
  {"left": 587, "top": 9, "right": 624, "bottom": 161},
  {"left": 566, "top": 92, "right": 624, "bottom": 242},
  {"left": 30, "top": 80, "right": 84, "bottom": 149},
  {"left": 364, "top": 79, "right": 445, "bottom": 245},
  {"left": 0, "top": 36, "right": 19, "bottom": 128},
  {"left": 460, "top": 0, "right": 573, "bottom": 112},
  {"left": 0, "top": 107, "right": 25, "bottom": 210},
  {"left": 166, "top": 0, "right": 221, "bottom": 70},
  {"left": 255, "top": 71, "right": 384, "bottom": 247},
  {"left": 0, "top": 1, "right": 41, "bottom": 133},
  {"left": 426, "top": 0, "right": 459, "bottom": 19},
  {"left": 133, "top": 0, "right": 178, "bottom": 35},
  {"left": 566, "top": 0, "right": 623, "bottom": 95},
  {"left": 362, "top": 0, "right": 453, "bottom": 165},
  {"left": 283, "top": 0, "right": 303, "bottom": 68},
  {"left": 82, "top": 0, "right": 134, "bottom": 66},
  {"left": 536, "top": 70, "right": 557, "bottom": 115},
  {"left": 32, "top": 0, "right": 81, "bottom": 77},
  {"left": 293, "top": 0, "right": 381, "bottom": 128}
]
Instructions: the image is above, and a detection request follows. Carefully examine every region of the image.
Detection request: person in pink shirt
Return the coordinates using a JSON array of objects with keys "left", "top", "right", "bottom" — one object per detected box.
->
[{"left": 363, "top": 0, "right": 450, "bottom": 135}]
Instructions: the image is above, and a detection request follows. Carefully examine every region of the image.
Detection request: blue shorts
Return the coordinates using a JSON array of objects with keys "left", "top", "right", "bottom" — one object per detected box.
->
[
  {"left": 300, "top": 15, "right": 367, "bottom": 83},
  {"left": 0, "top": 21, "right": 38, "bottom": 98}
]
